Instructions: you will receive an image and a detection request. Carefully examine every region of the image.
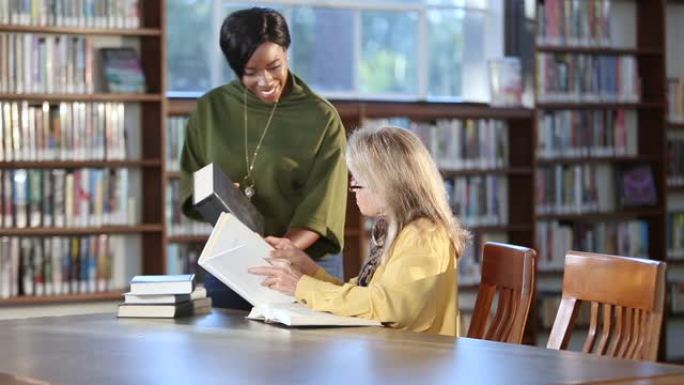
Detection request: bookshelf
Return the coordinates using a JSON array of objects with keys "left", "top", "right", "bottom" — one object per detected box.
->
[
  {"left": 164, "top": 102, "right": 209, "bottom": 278},
  {"left": 534, "top": 0, "right": 669, "bottom": 357},
  {"left": 666, "top": 0, "right": 684, "bottom": 363},
  {"left": 0, "top": 1, "right": 167, "bottom": 304}
]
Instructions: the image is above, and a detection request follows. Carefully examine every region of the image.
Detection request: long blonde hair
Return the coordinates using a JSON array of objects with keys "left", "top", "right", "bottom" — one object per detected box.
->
[{"left": 346, "top": 125, "right": 469, "bottom": 261}]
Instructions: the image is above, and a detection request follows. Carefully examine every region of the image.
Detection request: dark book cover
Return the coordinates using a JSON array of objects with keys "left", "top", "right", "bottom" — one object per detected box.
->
[
  {"left": 192, "top": 163, "right": 264, "bottom": 235},
  {"left": 617, "top": 164, "right": 657, "bottom": 208}
]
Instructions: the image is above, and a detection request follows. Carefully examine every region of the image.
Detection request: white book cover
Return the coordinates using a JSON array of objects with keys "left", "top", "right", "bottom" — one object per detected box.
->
[
  {"left": 199, "top": 212, "right": 381, "bottom": 327},
  {"left": 129, "top": 274, "right": 194, "bottom": 295},
  {"left": 124, "top": 292, "right": 192, "bottom": 304}
]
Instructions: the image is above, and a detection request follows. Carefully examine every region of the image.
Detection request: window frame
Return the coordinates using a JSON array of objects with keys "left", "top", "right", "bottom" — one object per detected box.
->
[{"left": 166, "top": 0, "right": 503, "bottom": 102}]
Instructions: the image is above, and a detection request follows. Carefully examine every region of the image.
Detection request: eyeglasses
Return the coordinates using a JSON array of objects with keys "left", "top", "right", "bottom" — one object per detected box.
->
[{"left": 349, "top": 183, "right": 365, "bottom": 193}]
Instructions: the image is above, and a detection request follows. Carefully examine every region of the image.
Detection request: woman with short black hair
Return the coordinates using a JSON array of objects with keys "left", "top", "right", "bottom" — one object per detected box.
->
[{"left": 180, "top": 7, "right": 347, "bottom": 310}]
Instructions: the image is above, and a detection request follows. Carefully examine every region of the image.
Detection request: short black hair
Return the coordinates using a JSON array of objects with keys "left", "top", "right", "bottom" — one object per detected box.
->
[{"left": 219, "top": 7, "right": 291, "bottom": 78}]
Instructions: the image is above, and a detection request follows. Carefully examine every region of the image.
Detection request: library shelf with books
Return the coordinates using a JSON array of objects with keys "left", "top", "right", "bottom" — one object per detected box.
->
[
  {"left": 164, "top": 105, "right": 208, "bottom": 281},
  {"left": 666, "top": 0, "right": 684, "bottom": 364},
  {"left": 0, "top": 1, "right": 167, "bottom": 305},
  {"left": 165, "top": 98, "right": 536, "bottom": 290},
  {"left": 535, "top": 0, "right": 674, "bottom": 358}
]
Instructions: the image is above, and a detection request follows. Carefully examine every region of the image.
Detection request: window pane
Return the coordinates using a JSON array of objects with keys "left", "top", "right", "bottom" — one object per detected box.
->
[
  {"left": 427, "top": 9, "right": 464, "bottom": 98},
  {"left": 360, "top": 11, "right": 418, "bottom": 95},
  {"left": 459, "top": 9, "right": 489, "bottom": 101},
  {"left": 290, "top": 8, "right": 355, "bottom": 92},
  {"left": 167, "top": 0, "right": 213, "bottom": 93},
  {"left": 166, "top": 1, "right": 501, "bottom": 100}
]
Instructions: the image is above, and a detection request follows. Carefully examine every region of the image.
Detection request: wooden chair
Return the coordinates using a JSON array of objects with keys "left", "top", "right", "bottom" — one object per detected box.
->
[
  {"left": 546, "top": 251, "right": 666, "bottom": 362},
  {"left": 467, "top": 242, "right": 536, "bottom": 344}
]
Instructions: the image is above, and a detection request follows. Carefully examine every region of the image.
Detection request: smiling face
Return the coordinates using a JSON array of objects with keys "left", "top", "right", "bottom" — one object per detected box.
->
[{"left": 241, "top": 41, "right": 289, "bottom": 103}]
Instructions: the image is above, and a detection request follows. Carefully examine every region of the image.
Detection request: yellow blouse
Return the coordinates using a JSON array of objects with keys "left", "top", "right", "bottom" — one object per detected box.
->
[{"left": 295, "top": 218, "right": 460, "bottom": 336}]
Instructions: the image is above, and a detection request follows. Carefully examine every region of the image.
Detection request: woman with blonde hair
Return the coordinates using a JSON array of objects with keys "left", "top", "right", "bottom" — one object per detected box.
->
[{"left": 250, "top": 125, "right": 469, "bottom": 336}]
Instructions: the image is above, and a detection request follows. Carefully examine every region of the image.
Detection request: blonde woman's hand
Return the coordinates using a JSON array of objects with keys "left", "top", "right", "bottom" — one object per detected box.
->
[
  {"left": 265, "top": 236, "right": 319, "bottom": 276},
  {"left": 248, "top": 264, "right": 303, "bottom": 296}
]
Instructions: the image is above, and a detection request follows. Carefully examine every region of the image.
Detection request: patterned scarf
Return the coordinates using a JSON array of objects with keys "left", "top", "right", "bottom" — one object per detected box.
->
[{"left": 358, "top": 218, "right": 388, "bottom": 287}]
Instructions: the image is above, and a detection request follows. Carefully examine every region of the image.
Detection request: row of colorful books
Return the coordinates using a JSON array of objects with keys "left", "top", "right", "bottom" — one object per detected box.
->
[
  {"left": 536, "top": 53, "right": 640, "bottom": 103},
  {"left": 0, "top": 101, "right": 128, "bottom": 162},
  {"left": 0, "top": 168, "right": 133, "bottom": 228},
  {"left": 445, "top": 175, "right": 508, "bottom": 228},
  {"left": 536, "top": 219, "right": 649, "bottom": 270},
  {"left": 536, "top": 163, "right": 615, "bottom": 215},
  {"left": 536, "top": 163, "right": 657, "bottom": 215},
  {"left": 0, "top": 33, "right": 93, "bottom": 94},
  {"left": 536, "top": 109, "right": 638, "bottom": 159},
  {"left": 0, "top": 234, "right": 134, "bottom": 299},
  {"left": 0, "top": 33, "right": 146, "bottom": 94},
  {"left": 536, "top": 0, "right": 612, "bottom": 48},
  {"left": 117, "top": 274, "right": 211, "bottom": 319},
  {"left": 363, "top": 117, "right": 509, "bottom": 171},
  {"left": 0, "top": 0, "right": 141, "bottom": 29},
  {"left": 166, "top": 179, "right": 212, "bottom": 237}
]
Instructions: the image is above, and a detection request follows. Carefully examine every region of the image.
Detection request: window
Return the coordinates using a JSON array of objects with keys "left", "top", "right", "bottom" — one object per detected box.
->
[{"left": 167, "top": 0, "right": 503, "bottom": 102}]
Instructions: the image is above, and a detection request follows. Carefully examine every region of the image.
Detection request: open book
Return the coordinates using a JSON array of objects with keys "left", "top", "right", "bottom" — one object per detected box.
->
[{"left": 198, "top": 212, "right": 380, "bottom": 327}]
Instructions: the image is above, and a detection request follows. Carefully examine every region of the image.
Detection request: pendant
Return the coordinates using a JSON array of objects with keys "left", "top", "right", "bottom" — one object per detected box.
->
[{"left": 244, "top": 184, "right": 255, "bottom": 200}]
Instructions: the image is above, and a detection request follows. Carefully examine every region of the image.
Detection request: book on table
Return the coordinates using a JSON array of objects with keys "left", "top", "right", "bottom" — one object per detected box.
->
[
  {"left": 124, "top": 285, "right": 205, "bottom": 304},
  {"left": 124, "top": 292, "right": 192, "bottom": 304},
  {"left": 129, "top": 274, "right": 195, "bottom": 295},
  {"left": 118, "top": 281, "right": 210, "bottom": 319},
  {"left": 198, "top": 212, "right": 381, "bottom": 327},
  {"left": 192, "top": 296, "right": 212, "bottom": 315},
  {"left": 117, "top": 301, "right": 194, "bottom": 319}
]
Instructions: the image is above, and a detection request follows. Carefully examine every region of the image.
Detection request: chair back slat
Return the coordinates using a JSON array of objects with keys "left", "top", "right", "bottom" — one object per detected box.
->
[
  {"left": 546, "top": 251, "right": 666, "bottom": 362},
  {"left": 484, "top": 289, "right": 507, "bottom": 341},
  {"left": 596, "top": 304, "right": 612, "bottom": 355},
  {"left": 635, "top": 310, "right": 649, "bottom": 360},
  {"left": 582, "top": 301, "right": 600, "bottom": 353},
  {"left": 468, "top": 286, "right": 495, "bottom": 339},
  {"left": 625, "top": 309, "right": 642, "bottom": 359},
  {"left": 499, "top": 289, "right": 518, "bottom": 340},
  {"left": 487, "top": 288, "right": 515, "bottom": 341},
  {"left": 618, "top": 308, "right": 634, "bottom": 358},
  {"left": 467, "top": 242, "right": 536, "bottom": 344},
  {"left": 607, "top": 305, "right": 624, "bottom": 357}
]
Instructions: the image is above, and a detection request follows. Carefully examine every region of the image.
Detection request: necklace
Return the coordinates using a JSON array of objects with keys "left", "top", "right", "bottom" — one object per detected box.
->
[{"left": 243, "top": 89, "right": 278, "bottom": 199}]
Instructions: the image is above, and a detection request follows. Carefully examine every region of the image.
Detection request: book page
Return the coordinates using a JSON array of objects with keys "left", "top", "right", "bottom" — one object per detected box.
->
[{"left": 199, "top": 213, "right": 293, "bottom": 306}]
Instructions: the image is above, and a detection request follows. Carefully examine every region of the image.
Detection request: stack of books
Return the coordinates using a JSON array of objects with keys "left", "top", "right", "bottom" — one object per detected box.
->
[{"left": 117, "top": 274, "right": 211, "bottom": 318}]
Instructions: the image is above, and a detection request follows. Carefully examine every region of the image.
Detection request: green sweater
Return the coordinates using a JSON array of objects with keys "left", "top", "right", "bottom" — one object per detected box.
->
[{"left": 180, "top": 73, "right": 347, "bottom": 259}]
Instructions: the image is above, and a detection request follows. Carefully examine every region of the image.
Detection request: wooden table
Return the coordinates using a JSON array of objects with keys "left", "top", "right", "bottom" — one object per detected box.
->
[{"left": 0, "top": 309, "right": 682, "bottom": 385}]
